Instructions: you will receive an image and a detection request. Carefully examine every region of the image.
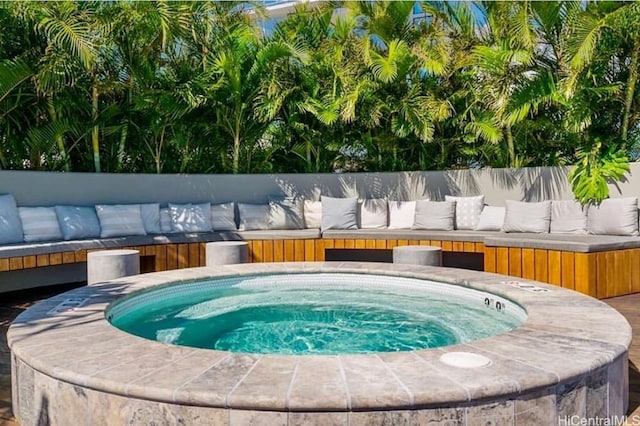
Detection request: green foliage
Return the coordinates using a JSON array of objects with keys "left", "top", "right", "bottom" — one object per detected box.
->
[
  {"left": 0, "top": 0, "right": 638, "bottom": 194},
  {"left": 569, "top": 141, "right": 630, "bottom": 205}
]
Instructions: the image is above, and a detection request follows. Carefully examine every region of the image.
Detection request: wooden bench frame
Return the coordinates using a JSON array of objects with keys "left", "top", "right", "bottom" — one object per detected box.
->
[{"left": 1, "top": 237, "right": 637, "bottom": 300}]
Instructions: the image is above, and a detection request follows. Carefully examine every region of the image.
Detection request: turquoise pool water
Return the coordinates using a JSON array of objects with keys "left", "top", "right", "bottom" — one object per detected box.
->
[{"left": 108, "top": 273, "right": 526, "bottom": 355}]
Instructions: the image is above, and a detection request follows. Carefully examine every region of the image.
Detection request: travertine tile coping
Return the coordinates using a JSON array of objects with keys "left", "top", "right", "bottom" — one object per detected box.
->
[{"left": 8, "top": 262, "right": 631, "bottom": 415}]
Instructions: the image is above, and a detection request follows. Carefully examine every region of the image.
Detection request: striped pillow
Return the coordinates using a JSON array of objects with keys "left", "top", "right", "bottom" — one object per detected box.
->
[
  {"left": 18, "top": 207, "right": 63, "bottom": 242},
  {"left": 95, "top": 204, "right": 147, "bottom": 238}
]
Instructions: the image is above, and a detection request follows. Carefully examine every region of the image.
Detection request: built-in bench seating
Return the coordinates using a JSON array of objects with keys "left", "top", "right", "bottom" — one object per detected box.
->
[{"left": 2, "top": 191, "right": 640, "bottom": 300}]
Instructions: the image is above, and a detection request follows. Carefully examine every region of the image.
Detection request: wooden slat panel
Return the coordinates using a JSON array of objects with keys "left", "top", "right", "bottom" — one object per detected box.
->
[
  {"left": 304, "top": 240, "right": 315, "bottom": 261},
  {"left": 23, "top": 255, "right": 37, "bottom": 269},
  {"left": 334, "top": 239, "right": 345, "bottom": 249},
  {"left": 483, "top": 247, "right": 496, "bottom": 273},
  {"left": 284, "top": 240, "right": 295, "bottom": 262},
  {"left": 429, "top": 240, "right": 442, "bottom": 248},
  {"left": 463, "top": 242, "right": 475, "bottom": 253},
  {"left": 521, "top": 249, "right": 535, "bottom": 280},
  {"left": 631, "top": 249, "right": 640, "bottom": 294},
  {"left": 548, "top": 251, "right": 562, "bottom": 286},
  {"left": 143, "top": 245, "right": 155, "bottom": 256},
  {"left": 596, "top": 252, "right": 610, "bottom": 299},
  {"left": 355, "top": 239, "right": 366, "bottom": 249},
  {"left": 49, "top": 253, "right": 62, "bottom": 265},
  {"left": 167, "top": 244, "right": 178, "bottom": 270},
  {"left": 605, "top": 251, "right": 617, "bottom": 299},
  {"left": 408, "top": 240, "right": 419, "bottom": 246},
  {"left": 9, "top": 257, "right": 24, "bottom": 270},
  {"left": 63, "top": 252, "right": 76, "bottom": 264},
  {"left": 74, "top": 250, "right": 87, "bottom": 262},
  {"left": 188, "top": 244, "right": 200, "bottom": 267},
  {"left": 376, "top": 240, "right": 386, "bottom": 249},
  {"left": 264, "top": 240, "right": 275, "bottom": 263},
  {"left": 177, "top": 244, "right": 189, "bottom": 268},
  {"left": 36, "top": 255, "right": 50, "bottom": 267},
  {"left": 442, "top": 241, "right": 452, "bottom": 251},
  {"left": 344, "top": 239, "right": 355, "bottom": 249},
  {"left": 575, "top": 253, "right": 597, "bottom": 297},
  {"left": 0, "top": 258, "right": 9, "bottom": 272},
  {"left": 199, "top": 243, "right": 206, "bottom": 267},
  {"left": 387, "top": 240, "right": 398, "bottom": 249},
  {"left": 534, "top": 249, "right": 548, "bottom": 283},
  {"left": 274, "top": 240, "right": 284, "bottom": 262},
  {"left": 313, "top": 240, "right": 324, "bottom": 261},
  {"left": 453, "top": 241, "right": 464, "bottom": 252},
  {"left": 509, "top": 248, "right": 522, "bottom": 277},
  {"left": 611, "top": 250, "right": 631, "bottom": 298},
  {"left": 621, "top": 249, "right": 632, "bottom": 297},
  {"left": 561, "top": 252, "right": 575, "bottom": 290},
  {"left": 475, "top": 242, "right": 485, "bottom": 253},
  {"left": 155, "top": 245, "right": 167, "bottom": 271},
  {"left": 496, "top": 247, "right": 509, "bottom": 275},
  {"left": 365, "top": 239, "right": 376, "bottom": 249},
  {"left": 419, "top": 240, "right": 431, "bottom": 246},
  {"left": 253, "top": 240, "right": 264, "bottom": 263},
  {"left": 294, "top": 240, "right": 305, "bottom": 262},
  {"left": 397, "top": 240, "right": 408, "bottom": 247}
]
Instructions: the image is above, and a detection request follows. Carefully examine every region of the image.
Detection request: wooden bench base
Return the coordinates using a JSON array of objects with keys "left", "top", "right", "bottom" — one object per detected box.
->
[{"left": 1, "top": 238, "right": 635, "bottom": 300}]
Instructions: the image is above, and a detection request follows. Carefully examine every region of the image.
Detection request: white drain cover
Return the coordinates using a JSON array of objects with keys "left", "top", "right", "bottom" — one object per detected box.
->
[{"left": 440, "top": 352, "right": 492, "bottom": 368}]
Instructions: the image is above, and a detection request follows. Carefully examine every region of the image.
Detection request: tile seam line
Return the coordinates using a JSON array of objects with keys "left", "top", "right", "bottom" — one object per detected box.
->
[{"left": 171, "top": 352, "right": 233, "bottom": 402}]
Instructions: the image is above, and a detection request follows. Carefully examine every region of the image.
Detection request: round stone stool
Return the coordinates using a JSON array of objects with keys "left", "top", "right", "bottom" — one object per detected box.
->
[
  {"left": 87, "top": 249, "right": 140, "bottom": 285},
  {"left": 392, "top": 245, "right": 442, "bottom": 266},
  {"left": 206, "top": 241, "right": 249, "bottom": 266}
]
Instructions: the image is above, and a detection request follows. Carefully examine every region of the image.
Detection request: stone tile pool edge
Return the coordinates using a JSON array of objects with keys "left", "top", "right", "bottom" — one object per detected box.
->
[{"left": 7, "top": 262, "right": 631, "bottom": 425}]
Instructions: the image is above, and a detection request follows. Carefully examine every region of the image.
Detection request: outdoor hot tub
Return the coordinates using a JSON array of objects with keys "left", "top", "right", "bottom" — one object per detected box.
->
[{"left": 8, "top": 262, "right": 631, "bottom": 425}]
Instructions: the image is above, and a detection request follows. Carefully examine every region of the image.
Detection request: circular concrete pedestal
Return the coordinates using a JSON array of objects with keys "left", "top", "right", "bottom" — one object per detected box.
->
[
  {"left": 206, "top": 241, "right": 249, "bottom": 266},
  {"left": 393, "top": 245, "right": 442, "bottom": 266},
  {"left": 87, "top": 249, "right": 140, "bottom": 285}
]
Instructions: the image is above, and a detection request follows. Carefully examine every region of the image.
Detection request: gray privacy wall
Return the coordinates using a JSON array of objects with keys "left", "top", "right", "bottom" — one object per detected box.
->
[{"left": 1, "top": 163, "right": 640, "bottom": 207}]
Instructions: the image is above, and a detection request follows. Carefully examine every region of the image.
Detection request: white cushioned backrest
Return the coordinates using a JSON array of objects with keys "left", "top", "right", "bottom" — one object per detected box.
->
[
  {"left": 95, "top": 204, "right": 147, "bottom": 238},
  {"left": 388, "top": 200, "right": 417, "bottom": 229},
  {"left": 18, "top": 207, "right": 63, "bottom": 242},
  {"left": 588, "top": 197, "right": 639, "bottom": 236},
  {"left": 303, "top": 200, "right": 322, "bottom": 229},
  {"left": 550, "top": 200, "right": 587, "bottom": 234},
  {"left": 358, "top": 199, "right": 388, "bottom": 229},
  {"left": 502, "top": 200, "right": 551, "bottom": 233}
]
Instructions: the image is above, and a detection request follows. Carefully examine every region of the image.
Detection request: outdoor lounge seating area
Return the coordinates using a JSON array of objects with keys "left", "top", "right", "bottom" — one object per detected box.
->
[{"left": 2, "top": 166, "right": 640, "bottom": 299}]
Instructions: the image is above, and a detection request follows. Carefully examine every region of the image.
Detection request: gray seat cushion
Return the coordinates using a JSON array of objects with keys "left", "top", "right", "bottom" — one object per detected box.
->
[
  {"left": 235, "top": 229, "right": 321, "bottom": 240},
  {"left": 484, "top": 233, "right": 640, "bottom": 253},
  {"left": 321, "top": 229, "right": 497, "bottom": 242}
]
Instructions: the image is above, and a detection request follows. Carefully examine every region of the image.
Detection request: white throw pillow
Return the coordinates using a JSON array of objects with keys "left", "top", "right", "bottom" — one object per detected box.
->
[
  {"left": 550, "top": 200, "right": 587, "bottom": 234},
  {"left": 238, "top": 203, "right": 269, "bottom": 231},
  {"left": 168, "top": 203, "right": 212, "bottom": 233},
  {"left": 502, "top": 200, "right": 551, "bottom": 233},
  {"left": 95, "top": 204, "right": 147, "bottom": 238},
  {"left": 0, "top": 194, "right": 24, "bottom": 244},
  {"left": 268, "top": 197, "right": 304, "bottom": 230},
  {"left": 412, "top": 200, "right": 456, "bottom": 231},
  {"left": 474, "top": 206, "right": 505, "bottom": 231},
  {"left": 320, "top": 196, "right": 358, "bottom": 232},
  {"left": 139, "top": 203, "right": 161, "bottom": 234},
  {"left": 304, "top": 200, "right": 322, "bottom": 229},
  {"left": 211, "top": 202, "right": 237, "bottom": 231},
  {"left": 358, "top": 199, "right": 388, "bottom": 229},
  {"left": 588, "top": 197, "right": 639, "bottom": 236},
  {"left": 444, "top": 195, "right": 485, "bottom": 230},
  {"left": 18, "top": 207, "right": 63, "bottom": 242},
  {"left": 388, "top": 201, "right": 417, "bottom": 229}
]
